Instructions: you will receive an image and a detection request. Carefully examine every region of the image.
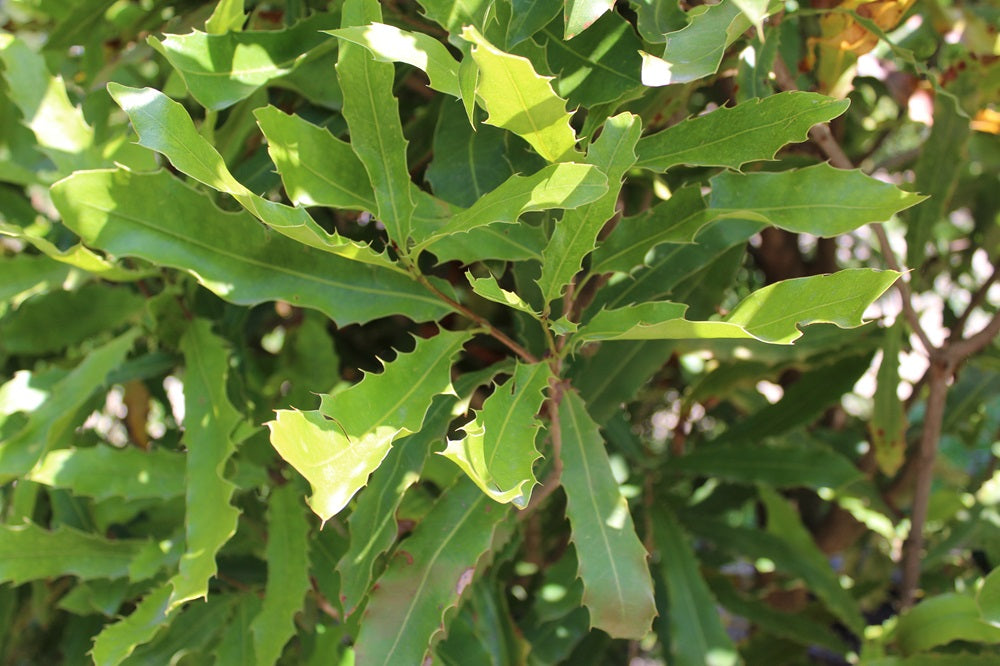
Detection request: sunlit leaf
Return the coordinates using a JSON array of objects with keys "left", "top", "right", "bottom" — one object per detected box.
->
[
  {"left": 642, "top": 0, "right": 748, "bottom": 86},
  {"left": 462, "top": 26, "right": 581, "bottom": 162},
  {"left": 167, "top": 319, "right": 242, "bottom": 610},
  {"left": 250, "top": 483, "right": 311, "bottom": 665},
  {"left": 441, "top": 361, "right": 552, "bottom": 507},
  {"left": 564, "top": 0, "right": 616, "bottom": 39},
  {"left": 91, "top": 585, "right": 176, "bottom": 666},
  {"left": 51, "top": 168, "right": 454, "bottom": 325},
  {"left": 895, "top": 593, "right": 1000, "bottom": 654},
  {"left": 268, "top": 330, "right": 471, "bottom": 521}
]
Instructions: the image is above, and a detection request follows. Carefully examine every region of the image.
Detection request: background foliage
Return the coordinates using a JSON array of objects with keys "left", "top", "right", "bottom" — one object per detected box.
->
[{"left": 0, "top": 0, "right": 998, "bottom": 664}]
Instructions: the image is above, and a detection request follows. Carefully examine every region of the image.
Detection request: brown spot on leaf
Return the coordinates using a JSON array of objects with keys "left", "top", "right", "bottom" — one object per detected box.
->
[{"left": 455, "top": 567, "right": 475, "bottom": 595}]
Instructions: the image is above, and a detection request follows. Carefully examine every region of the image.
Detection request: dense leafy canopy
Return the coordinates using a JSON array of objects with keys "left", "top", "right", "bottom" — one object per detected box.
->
[{"left": 0, "top": 0, "right": 997, "bottom": 664}]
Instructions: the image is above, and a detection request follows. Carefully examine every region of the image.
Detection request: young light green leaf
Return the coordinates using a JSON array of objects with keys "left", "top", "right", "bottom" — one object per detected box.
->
[
  {"left": 467, "top": 272, "right": 540, "bottom": 316},
  {"left": 462, "top": 26, "right": 581, "bottom": 162},
  {"left": 0, "top": 34, "right": 98, "bottom": 175},
  {"left": 0, "top": 523, "right": 146, "bottom": 584},
  {"left": 870, "top": 322, "right": 907, "bottom": 475},
  {"left": 537, "top": 113, "right": 640, "bottom": 307},
  {"left": 337, "top": 5, "right": 416, "bottom": 246},
  {"left": 418, "top": 163, "right": 607, "bottom": 248},
  {"left": 635, "top": 92, "right": 849, "bottom": 172},
  {"left": 268, "top": 330, "right": 471, "bottom": 521},
  {"left": 575, "top": 269, "right": 900, "bottom": 346},
  {"left": 51, "top": 168, "right": 453, "bottom": 325},
  {"left": 150, "top": 14, "right": 337, "bottom": 110},
  {"left": 543, "top": 12, "right": 643, "bottom": 107},
  {"left": 167, "top": 319, "right": 241, "bottom": 610},
  {"left": 670, "top": 443, "right": 863, "bottom": 490},
  {"left": 328, "top": 23, "right": 460, "bottom": 96},
  {"left": 90, "top": 585, "right": 176, "bottom": 666},
  {"left": 589, "top": 185, "right": 708, "bottom": 274},
  {"left": 250, "top": 483, "right": 311, "bottom": 665},
  {"left": 353, "top": 478, "right": 511, "bottom": 666},
  {"left": 205, "top": 0, "right": 245, "bottom": 34},
  {"left": 652, "top": 507, "right": 738, "bottom": 666},
  {"left": 559, "top": 389, "right": 656, "bottom": 639},
  {"left": 710, "top": 163, "right": 927, "bottom": 236},
  {"left": 107, "top": 85, "right": 396, "bottom": 271},
  {"left": 642, "top": 0, "right": 747, "bottom": 86},
  {"left": 758, "top": 485, "right": 864, "bottom": 633},
  {"left": 564, "top": 0, "right": 616, "bottom": 39},
  {"left": 440, "top": 361, "right": 552, "bottom": 507},
  {"left": 27, "top": 446, "right": 185, "bottom": 501},
  {"left": 0, "top": 329, "right": 138, "bottom": 481}
]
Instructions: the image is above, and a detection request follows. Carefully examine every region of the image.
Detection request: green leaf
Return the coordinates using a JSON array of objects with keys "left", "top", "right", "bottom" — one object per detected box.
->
[
  {"left": 250, "top": 483, "right": 311, "bottom": 665},
  {"left": 329, "top": 23, "right": 461, "bottom": 96},
  {"left": 0, "top": 254, "right": 70, "bottom": 303},
  {"left": 0, "top": 523, "right": 146, "bottom": 584},
  {"left": 336, "top": 397, "right": 446, "bottom": 616},
  {"left": 537, "top": 113, "right": 640, "bottom": 307},
  {"left": 978, "top": 566, "right": 1000, "bottom": 627},
  {"left": 627, "top": 0, "right": 688, "bottom": 43},
  {"left": 205, "top": 0, "right": 245, "bottom": 34},
  {"left": 150, "top": 14, "right": 338, "bottom": 110},
  {"left": 435, "top": 580, "right": 529, "bottom": 666},
  {"left": 254, "top": 105, "right": 374, "bottom": 210},
  {"left": 268, "top": 330, "right": 471, "bottom": 521},
  {"left": 558, "top": 389, "right": 656, "bottom": 639},
  {"left": 426, "top": 102, "right": 517, "bottom": 208},
  {"left": 731, "top": 0, "right": 773, "bottom": 36},
  {"left": 0, "top": 34, "right": 99, "bottom": 175},
  {"left": 427, "top": 223, "right": 549, "bottom": 264},
  {"left": 652, "top": 507, "right": 738, "bottom": 666},
  {"left": 870, "top": 322, "right": 907, "bottom": 475},
  {"left": 337, "top": 4, "right": 416, "bottom": 246},
  {"left": 213, "top": 594, "right": 261, "bottom": 664},
  {"left": 462, "top": 26, "right": 581, "bottom": 162},
  {"left": 27, "top": 446, "right": 185, "bottom": 501},
  {"left": 0, "top": 283, "right": 144, "bottom": 355},
  {"left": 641, "top": 0, "right": 748, "bottom": 86},
  {"left": 91, "top": 585, "right": 176, "bottom": 666},
  {"left": 541, "top": 13, "right": 643, "bottom": 107},
  {"left": 589, "top": 185, "right": 707, "bottom": 274},
  {"left": 723, "top": 269, "right": 900, "bottom": 343},
  {"left": 507, "top": 0, "right": 562, "bottom": 47},
  {"left": 467, "top": 273, "right": 539, "bottom": 316},
  {"left": 635, "top": 92, "right": 849, "bottom": 172},
  {"left": 895, "top": 593, "right": 1000, "bottom": 654},
  {"left": 353, "top": 478, "right": 511, "bottom": 666},
  {"left": 670, "top": 443, "right": 863, "bottom": 490},
  {"left": 564, "top": 0, "right": 615, "bottom": 39},
  {"left": 574, "top": 269, "right": 899, "bottom": 346},
  {"left": 167, "top": 319, "right": 241, "bottom": 610},
  {"left": 441, "top": 361, "right": 552, "bottom": 507},
  {"left": 107, "top": 85, "right": 396, "bottom": 271},
  {"left": 757, "top": 485, "right": 864, "bottom": 634},
  {"left": 51, "top": 168, "right": 453, "bottom": 325},
  {"left": 416, "top": 0, "right": 492, "bottom": 32},
  {"left": 709, "top": 163, "right": 927, "bottom": 236},
  {"left": 0, "top": 329, "right": 138, "bottom": 480},
  {"left": 419, "top": 163, "right": 607, "bottom": 248}
]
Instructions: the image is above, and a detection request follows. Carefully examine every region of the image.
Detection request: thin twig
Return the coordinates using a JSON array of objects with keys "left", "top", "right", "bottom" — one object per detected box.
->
[
  {"left": 950, "top": 259, "right": 999, "bottom": 342},
  {"left": 413, "top": 272, "right": 540, "bottom": 364}
]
